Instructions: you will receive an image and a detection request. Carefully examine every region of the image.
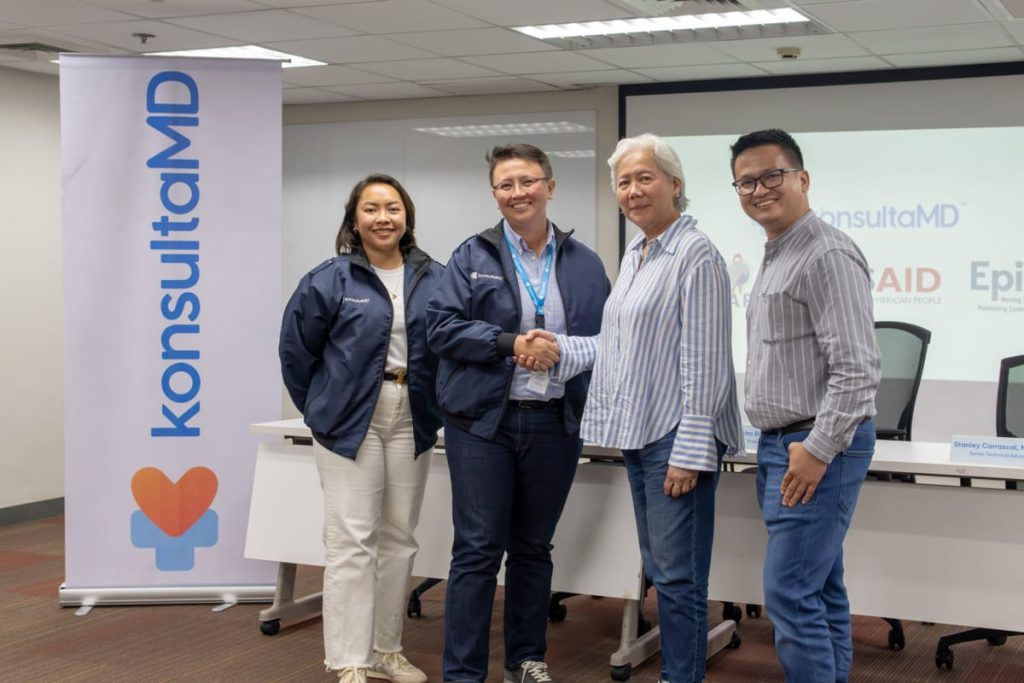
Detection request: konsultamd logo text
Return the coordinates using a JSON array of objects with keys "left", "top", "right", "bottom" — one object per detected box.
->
[{"left": 817, "top": 204, "right": 959, "bottom": 229}]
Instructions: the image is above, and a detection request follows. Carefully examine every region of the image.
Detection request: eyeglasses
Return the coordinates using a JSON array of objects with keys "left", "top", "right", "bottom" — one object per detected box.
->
[
  {"left": 731, "top": 168, "right": 801, "bottom": 196},
  {"left": 492, "top": 176, "right": 549, "bottom": 193}
]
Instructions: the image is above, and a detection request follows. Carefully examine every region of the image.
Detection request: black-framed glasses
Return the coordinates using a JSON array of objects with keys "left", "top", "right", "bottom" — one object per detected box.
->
[
  {"left": 731, "top": 168, "right": 801, "bottom": 196},
  {"left": 492, "top": 176, "right": 549, "bottom": 193}
]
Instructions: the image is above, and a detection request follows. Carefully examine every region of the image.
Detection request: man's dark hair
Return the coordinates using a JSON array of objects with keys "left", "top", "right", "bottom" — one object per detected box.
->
[
  {"left": 336, "top": 173, "right": 417, "bottom": 256},
  {"left": 485, "top": 143, "right": 553, "bottom": 185},
  {"left": 730, "top": 129, "right": 804, "bottom": 174}
]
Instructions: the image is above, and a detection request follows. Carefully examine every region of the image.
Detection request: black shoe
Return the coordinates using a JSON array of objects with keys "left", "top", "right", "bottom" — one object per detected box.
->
[{"left": 504, "top": 660, "right": 553, "bottom": 683}]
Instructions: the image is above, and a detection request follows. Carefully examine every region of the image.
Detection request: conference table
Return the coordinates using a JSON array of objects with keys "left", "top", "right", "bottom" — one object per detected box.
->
[{"left": 244, "top": 419, "right": 1024, "bottom": 679}]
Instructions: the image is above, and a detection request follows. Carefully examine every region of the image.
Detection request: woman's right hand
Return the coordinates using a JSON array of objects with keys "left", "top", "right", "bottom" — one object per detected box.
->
[{"left": 512, "top": 329, "right": 559, "bottom": 371}]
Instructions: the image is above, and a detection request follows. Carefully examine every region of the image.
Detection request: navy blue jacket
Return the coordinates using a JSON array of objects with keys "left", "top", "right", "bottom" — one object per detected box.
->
[
  {"left": 426, "top": 222, "right": 610, "bottom": 441},
  {"left": 280, "top": 247, "right": 444, "bottom": 458}
]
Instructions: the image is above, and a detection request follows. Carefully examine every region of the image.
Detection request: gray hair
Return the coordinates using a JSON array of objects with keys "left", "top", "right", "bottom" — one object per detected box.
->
[{"left": 607, "top": 133, "right": 688, "bottom": 211}]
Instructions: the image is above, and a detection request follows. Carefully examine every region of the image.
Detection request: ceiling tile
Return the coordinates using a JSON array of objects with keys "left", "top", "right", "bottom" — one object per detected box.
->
[
  {"left": 282, "top": 63, "right": 395, "bottom": 86},
  {"left": 167, "top": 10, "right": 358, "bottom": 42},
  {"left": 882, "top": 46, "right": 1024, "bottom": 67},
  {"left": 852, "top": 23, "right": 1013, "bottom": 54},
  {"left": 525, "top": 69, "right": 653, "bottom": 87},
  {"left": 801, "top": 0, "right": 990, "bottom": 32},
  {"left": 355, "top": 57, "right": 499, "bottom": 80},
  {"left": 294, "top": 0, "right": 487, "bottom": 33},
  {"left": 755, "top": 55, "right": 891, "bottom": 75},
  {"left": 428, "top": 77, "right": 559, "bottom": 95},
  {"left": 86, "top": 1, "right": 266, "bottom": 19},
  {"left": 462, "top": 51, "right": 611, "bottom": 75},
  {"left": 255, "top": 0, "right": 371, "bottom": 6},
  {"left": 266, "top": 35, "right": 436, "bottom": 62},
  {"left": 427, "top": 0, "right": 631, "bottom": 26},
  {"left": 634, "top": 63, "right": 769, "bottom": 82},
  {"left": 387, "top": 28, "right": 556, "bottom": 56},
  {"left": 711, "top": 33, "right": 871, "bottom": 62},
  {"left": 0, "top": 21, "right": 20, "bottom": 30},
  {"left": 580, "top": 42, "right": 738, "bottom": 69},
  {"left": 0, "top": 0, "right": 133, "bottom": 26},
  {"left": 325, "top": 81, "right": 452, "bottom": 99},
  {"left": 283, "top": 87, "right": 362, "bottom": 103},
  {"left": 48, "top": 19, "right": 240, "bottom": 51},
  {"left": 1000, "top": 19, "right": 1024, "bottom": 44}
]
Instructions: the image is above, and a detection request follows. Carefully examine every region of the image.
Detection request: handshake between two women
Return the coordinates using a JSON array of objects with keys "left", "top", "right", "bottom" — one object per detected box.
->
[{"left": 512, "top": 329, "right": 559, "bottom": 371}]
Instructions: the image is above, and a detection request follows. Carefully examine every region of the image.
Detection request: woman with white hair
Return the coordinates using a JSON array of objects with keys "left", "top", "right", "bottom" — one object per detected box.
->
[{"left": 522, "top": 133, "right": 742, "bottom": 682}]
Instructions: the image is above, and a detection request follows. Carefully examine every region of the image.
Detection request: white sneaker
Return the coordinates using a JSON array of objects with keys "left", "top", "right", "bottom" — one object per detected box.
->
[
  {"left": 368, "top": 650, "right": 428, "bottom": 683},
  {"left": 337, "top": 668, "right": 368, "bottom": 683}
]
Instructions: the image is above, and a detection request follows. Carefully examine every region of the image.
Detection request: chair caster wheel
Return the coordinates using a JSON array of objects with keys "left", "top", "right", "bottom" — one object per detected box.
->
[
  {"left": 727, "top": 631, "right": 742, "bottom": 649},
  {"left": 259, "top": 619, "right": 281, "bottom": 636},
  {"left": 746, "top": 604, "right": 761, "bottom": 618},
  {"left": 407, "top": 595, "right": 422, "bottom": 618},
  {"left": 548, "top": 602, "right": 567, "bottom": 622},
  {"left": 722, "top": 603, "right": 742, "bottom": 623},
  {"left": 610, "top": 664, "right": 631, "bottom": 681},
  {"left": 987, "top": 635, "right": 1007, "bottom": 646},
  {"left": 935, "top": 648, "right": 954, "bottom": 670},
  {"left": 888, "top": 629, "right": 905, "bottom": 651}
]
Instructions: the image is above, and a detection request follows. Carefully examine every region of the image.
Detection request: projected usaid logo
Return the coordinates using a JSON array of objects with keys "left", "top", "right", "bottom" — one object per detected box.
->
[{"left": 872, "top": 266, "right": 942, "bottom": 305}]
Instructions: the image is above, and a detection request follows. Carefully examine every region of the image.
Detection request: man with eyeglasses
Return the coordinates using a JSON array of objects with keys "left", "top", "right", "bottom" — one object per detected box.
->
[{"left": 730, "top": 129, "right": 880, "bottom": 683}]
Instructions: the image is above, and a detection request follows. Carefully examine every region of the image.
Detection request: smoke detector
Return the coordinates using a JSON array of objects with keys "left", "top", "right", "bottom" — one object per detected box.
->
[{"left": 776, "top": 46, "right": 801, "bottom": 60}]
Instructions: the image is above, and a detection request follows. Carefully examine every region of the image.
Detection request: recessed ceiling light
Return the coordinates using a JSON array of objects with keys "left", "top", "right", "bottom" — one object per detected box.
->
[
  {"left": 413, "top": 122, "right": 594, "bottom": 138},
  {"left": 549, "top": 150, "right": 596, "bottom": 159},
  {"left": 514, "top": 8, "right": 809, "bottom": 40},
  {"left": 146, "top": 45, "right": 325, "bottom": 68}
]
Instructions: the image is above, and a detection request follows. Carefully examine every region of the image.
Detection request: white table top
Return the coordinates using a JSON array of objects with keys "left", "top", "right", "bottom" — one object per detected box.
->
[{"left": 250, "top": 419, "right": 1024, "bottom": 481}]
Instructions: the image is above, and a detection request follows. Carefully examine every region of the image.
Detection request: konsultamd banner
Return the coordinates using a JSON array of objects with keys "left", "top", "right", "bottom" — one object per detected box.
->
[{"left": 60, "top": 55, "right": 280, "bottom": 604}]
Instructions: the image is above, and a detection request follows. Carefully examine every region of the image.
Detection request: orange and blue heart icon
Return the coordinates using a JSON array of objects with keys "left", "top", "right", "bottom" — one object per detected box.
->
[{"left": 130, "top": 466, "right": 219, "bottom": 571}]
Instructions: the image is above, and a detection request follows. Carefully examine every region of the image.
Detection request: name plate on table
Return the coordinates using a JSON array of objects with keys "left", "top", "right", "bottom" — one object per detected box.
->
[
  {"left": 738, "top": 425, "right": 761, "bottom": 459},
  {"left": 950, "top": 435, "right": 1024, "bottom": 466}
]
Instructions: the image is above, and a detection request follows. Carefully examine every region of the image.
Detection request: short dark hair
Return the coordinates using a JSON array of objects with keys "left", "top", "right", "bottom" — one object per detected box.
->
[
  {"left": 335, "top": 173, "right": 417, "bottom": 256},
  {"left": 729, "top": 129, "right": 804, "bottom": 174},
  {"left": 485, "top": 143, "right": 553, "bottom": 185}
]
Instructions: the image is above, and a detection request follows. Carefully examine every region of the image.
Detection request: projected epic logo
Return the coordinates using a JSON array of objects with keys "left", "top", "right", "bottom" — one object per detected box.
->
[
  {"left": 130, "top": 467, "right": 218, "bottom": 571},
  {"left": 872, "top": 266, "right": 942, "bottom": 305},
  {"left": 971, "top": 261, "right": 1024, "bottom": 313}
]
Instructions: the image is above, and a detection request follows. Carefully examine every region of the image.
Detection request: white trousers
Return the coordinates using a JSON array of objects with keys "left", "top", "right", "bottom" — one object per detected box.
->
[{"left": 313, "top": 381, "right": 432, "bottom": 670}]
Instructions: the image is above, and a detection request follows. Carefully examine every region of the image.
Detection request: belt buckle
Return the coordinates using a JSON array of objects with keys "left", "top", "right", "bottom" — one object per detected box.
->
[{"left": 392, "top": 369, "right": 407, "bottom": 385}]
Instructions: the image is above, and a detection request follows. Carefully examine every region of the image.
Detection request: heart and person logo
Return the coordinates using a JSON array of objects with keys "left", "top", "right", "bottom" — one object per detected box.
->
[
  {"left": 131, "top": 466, "right": 217, "bottom": 536},
  {"left": 130, "top": 466, "right": 219, "bottom": 570}
]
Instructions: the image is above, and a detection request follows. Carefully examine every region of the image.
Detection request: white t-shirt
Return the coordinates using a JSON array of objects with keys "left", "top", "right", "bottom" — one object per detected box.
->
[{"left": 373, "top": 265, "right": 407, "bottom": 373}]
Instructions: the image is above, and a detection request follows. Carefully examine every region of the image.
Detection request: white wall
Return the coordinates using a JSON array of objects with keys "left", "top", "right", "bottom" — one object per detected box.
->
[{"left": 0, "top": 67, "right": 63, "bottom": 508}]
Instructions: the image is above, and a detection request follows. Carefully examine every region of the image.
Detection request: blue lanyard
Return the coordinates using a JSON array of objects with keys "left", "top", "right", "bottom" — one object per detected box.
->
[{"left": 505, "top": 233, "right": 554, "bottom": 329}]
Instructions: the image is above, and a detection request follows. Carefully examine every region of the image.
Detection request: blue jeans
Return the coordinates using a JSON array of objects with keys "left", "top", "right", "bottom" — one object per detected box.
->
[
  {"left": 622, "top": 429, "right": 724, "bottom": 683},
  {"left": 756, "top": 420, "right": 875, "bottom": 683},
  {"left": 442, "top": 405, "right": 582, "bottom": 683}
]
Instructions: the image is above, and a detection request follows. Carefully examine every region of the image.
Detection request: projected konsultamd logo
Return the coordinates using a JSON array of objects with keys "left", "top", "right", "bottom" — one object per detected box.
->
[
  {"left": 970, "top": 260, "right": 1024, "bottom": 313},
  {"left": 818, "top": 203, "right": 960, "bottom": 229},
  {"left": 872, "top": 266, "right": 942, "bottom": 306}
]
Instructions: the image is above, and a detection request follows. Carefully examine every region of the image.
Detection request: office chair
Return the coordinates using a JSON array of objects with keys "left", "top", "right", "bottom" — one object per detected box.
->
[
  {"left": 870, "top": 321, "right": 931, "bottom": 650},
  {"left": 935, "top": 354, "right": 1024, "bottom": 671}
]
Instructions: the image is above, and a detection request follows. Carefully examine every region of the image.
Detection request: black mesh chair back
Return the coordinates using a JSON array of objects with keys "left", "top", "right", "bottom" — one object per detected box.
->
[
  {"left": 997, "top": 354, "right": 1024, "bottom": 438},
  {"left": 874, "top": 322, "right": 931, "bottom": 441}
]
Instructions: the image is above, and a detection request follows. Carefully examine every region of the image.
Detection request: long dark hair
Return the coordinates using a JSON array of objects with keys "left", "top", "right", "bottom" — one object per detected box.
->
[{"left": 335, "top": 173, "right": 418, "bottom": 256}]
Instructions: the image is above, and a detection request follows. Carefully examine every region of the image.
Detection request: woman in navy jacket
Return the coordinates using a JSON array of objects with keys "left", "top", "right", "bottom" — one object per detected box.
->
[
  {"left": 426, "top": 145, "right": 610, "bottom": 683},
  {"left": 280, "top": 174, "right": 443, "bottom": 683}
]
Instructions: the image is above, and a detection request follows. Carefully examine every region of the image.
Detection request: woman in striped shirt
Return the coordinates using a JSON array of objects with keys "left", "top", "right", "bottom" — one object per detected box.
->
[{"left": 527, "top": 133, "right": 742, "bottom": 683}]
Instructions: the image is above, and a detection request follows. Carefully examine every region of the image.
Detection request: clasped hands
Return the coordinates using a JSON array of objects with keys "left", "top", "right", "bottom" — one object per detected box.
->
[{"left": 512, "top": 329, "right": 559, "bottom": 371}]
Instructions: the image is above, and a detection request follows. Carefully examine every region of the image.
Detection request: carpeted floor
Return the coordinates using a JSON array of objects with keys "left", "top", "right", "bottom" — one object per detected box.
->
[{"left": 2, "top": 516, "right": 1022, "bottom": 682}]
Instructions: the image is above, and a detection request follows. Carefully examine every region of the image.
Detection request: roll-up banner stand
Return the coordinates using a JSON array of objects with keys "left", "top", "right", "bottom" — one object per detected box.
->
[{"left": 59, "top": 55, "right": 281, "bottom": 606}]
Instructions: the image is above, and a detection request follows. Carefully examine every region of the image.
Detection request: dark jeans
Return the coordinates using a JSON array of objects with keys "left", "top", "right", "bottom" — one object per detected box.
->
[
  {"left": 756, "top": 420, "right": 875, "bottom": 683},
  {"left": 622, "top": 429, "right": 724, "bottom": 683},
  {"left": 442, "top": 405, "right": 582, "bottom": 683}
]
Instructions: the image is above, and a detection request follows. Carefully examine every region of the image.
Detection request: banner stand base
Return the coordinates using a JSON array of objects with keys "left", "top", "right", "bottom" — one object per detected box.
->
[{"left": 58, "top": 583, "right": 274, "bottom": 607}]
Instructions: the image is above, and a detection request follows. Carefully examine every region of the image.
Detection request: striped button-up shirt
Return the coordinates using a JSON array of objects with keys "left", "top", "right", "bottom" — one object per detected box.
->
[
  {"left": 745, "top": 210, "right": 880, "bottom": 464},
  {"left": 556, "top": 215, "right": 742, "bottom": 471}
]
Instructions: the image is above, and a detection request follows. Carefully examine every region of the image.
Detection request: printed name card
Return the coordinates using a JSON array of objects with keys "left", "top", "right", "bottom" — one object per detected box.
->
[
  {"left": 739, "top": 425, "right": 761, "bottom": 458},
  {"left": 950, "top": 435, "right": 1024, "bottom": 466}
]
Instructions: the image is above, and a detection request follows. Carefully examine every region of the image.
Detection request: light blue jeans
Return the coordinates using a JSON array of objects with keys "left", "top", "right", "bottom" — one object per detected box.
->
[
  {"left": 622, "top": 429, "right": 724, "bottom": 683},
  {"left": 756, "top": 420, "right": 875, "bottom": 683}
]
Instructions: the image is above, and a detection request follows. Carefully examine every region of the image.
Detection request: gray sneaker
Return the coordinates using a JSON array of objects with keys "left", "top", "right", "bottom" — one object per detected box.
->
[{"left": 504, "top": 660, "right": 553, "bottom": 683}]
